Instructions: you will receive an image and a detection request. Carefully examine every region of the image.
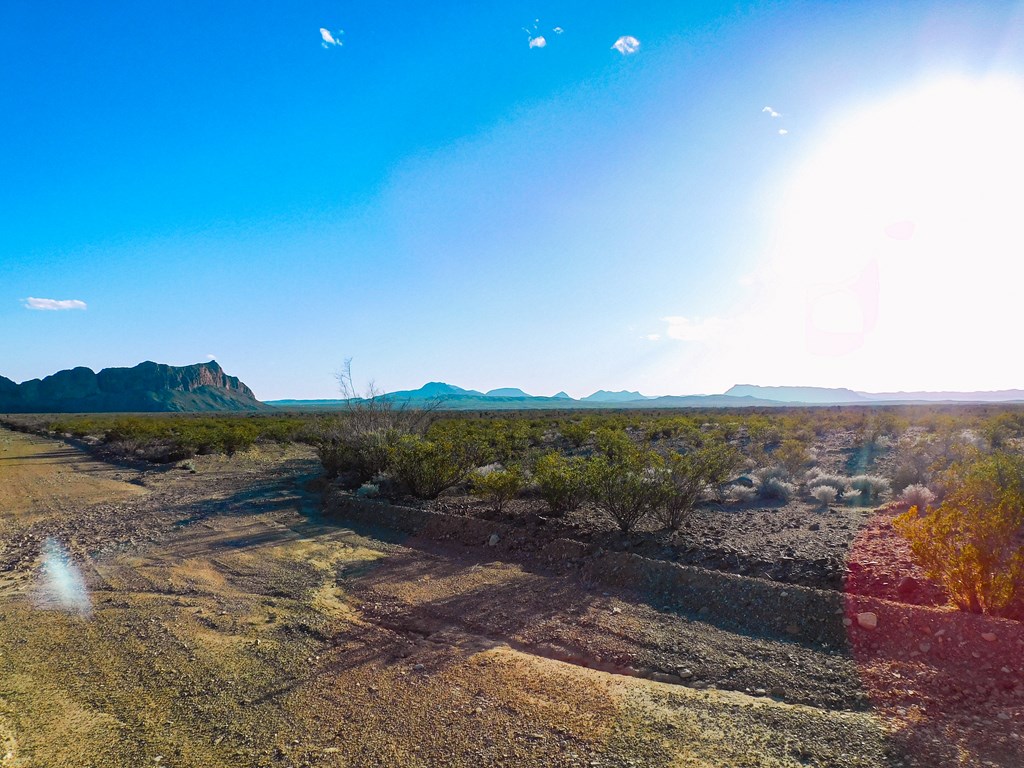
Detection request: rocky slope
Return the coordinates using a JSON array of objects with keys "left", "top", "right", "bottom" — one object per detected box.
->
[{"left": 0, "top": 360, "right": 266, "bottom": 413}]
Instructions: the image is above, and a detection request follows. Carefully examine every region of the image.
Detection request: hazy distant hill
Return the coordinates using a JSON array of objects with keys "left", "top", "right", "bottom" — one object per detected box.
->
[
  {"left": 581, "top": 390, "right": 652, "bottom": 403},
  {"left": 485, "top": 387, "right": 532, "bottom": 398},
  {"left": 0, "top": 361, "right": 266, "bottom": 413},
  {"left": 269, "top": 379, "right": 1024, "bottom": 411},
  {"left": 725, "top": 384, "right": 868, "bottom": 404}
]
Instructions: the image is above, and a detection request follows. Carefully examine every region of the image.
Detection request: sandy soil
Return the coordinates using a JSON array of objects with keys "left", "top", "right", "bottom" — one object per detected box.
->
[{"left": 0, "top": 427, "right": 925, "bottom": 767}]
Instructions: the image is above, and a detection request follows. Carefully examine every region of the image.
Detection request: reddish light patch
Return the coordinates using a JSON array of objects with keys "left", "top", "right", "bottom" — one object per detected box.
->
[
  {"left": 884, "top": 220, "right": 916, "bottom": 240},
  {"left": 845, "top": 507, "right": 1024, "bottom": 766}
]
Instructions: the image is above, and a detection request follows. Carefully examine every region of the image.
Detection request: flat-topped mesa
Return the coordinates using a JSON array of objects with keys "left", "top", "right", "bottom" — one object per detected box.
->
[
  {"left": 95, "top": 361, "right": 256, "bottom": 398},
  {"left": 0, "top": 361, "right": 264, "bottom": 413}
]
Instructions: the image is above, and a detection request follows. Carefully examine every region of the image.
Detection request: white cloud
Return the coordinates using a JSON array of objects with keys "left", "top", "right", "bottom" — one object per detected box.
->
[
  {"left": 24, "top": 297, "right": 87, "bottom": 311},
  {"left": 206, "top": 354, "right": 217, "bottom": 360},
  {"left": 778, "top": 128, "right": 789, "bottom": 135},
  {"left": 529, "top": 36, "right": 547, "bottom": 49},
  {"left": 762, "top": 106, "right": 781, "bottom": 118},
  {"left": 320, "top": 28, "right": 342, "bottom": 48},
  {"left": 662, "top": 316, "right": 724, "bottom": 342},
  {"left": 645, "top": 333, "right": 662, "bottom": 341},
  {"left": 611, "top": 35, "right": 640, "bottom": 55},
  {"left": 553, "top": 27, "right": 564, "bottom": 35}
]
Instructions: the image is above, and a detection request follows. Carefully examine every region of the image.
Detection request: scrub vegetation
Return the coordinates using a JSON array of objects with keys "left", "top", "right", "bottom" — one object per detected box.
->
[{"left": 5, "top": 401, "right": 1024, "bottom": 618}]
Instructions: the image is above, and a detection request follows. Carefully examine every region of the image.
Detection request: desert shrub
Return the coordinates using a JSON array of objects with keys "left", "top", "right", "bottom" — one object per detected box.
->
[
  {"left": 753, "top": 466, "right": 795, "bottom": 501},
  {"left": 532, "top": 452, "right": 588, "bottom": 516},
  {"left": 806, "top": 470, "right": 848, "bottom": 495},
  {"left": 773, "top": 439, "right": 812, "bottom": 478},
  {"left": 728, "top": 484, "right": 758, "bottom": 502},
  {"left": 898, "top": 483, "right": 936, "bottom": 510},
  {"left": 387, "top": 435, "right": 480, "bottom": 499},
  {"left": 593, "top": 428, "right": 638, "bottom": 461},
  {"left": 559, "top": 420, "right": 595, "bottom": 447},
  {"left": 471, "top": 465, "right": 526, "bottom": 514},
  {"left": 761, "top": 477, "right": 796, "bottom": 501},
  {"left": 655, "top": 440, "right": 739, "bottom": 530},
  {"left": 895, "top": 451, "right": 1024, "bottom": 615},
  {"left": 584, "top": 451, "right": 665, "bottom": 533},
  {"left": 849, "top": 474, "right": 891, "bottom": 504},
  {"left": 314, "top": 422, "right": 402, "bottom": 481},
  {"left": 355, "top": 482, "right": 380, "bottom": 499},
  {"left": 811, "top": 485, "right": 837, "bottom": 506}
]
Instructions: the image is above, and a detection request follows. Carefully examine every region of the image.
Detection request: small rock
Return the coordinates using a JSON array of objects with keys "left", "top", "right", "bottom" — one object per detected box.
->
[
  {"left": 769, "top": 686, "right": 786, "bottom": 697},
  {"left": 785, "top": 624, "right": 800, "bottom": 636},
  {"left": 842, "top": 617, "right": 853, "bottom": 627},
  {"left": 857, "top": 612, "right": 878, "bottom": 630},
  {"left": 897, "top": 575, "right": 919, "bottom": 597},
  {"left": 412, "top": 663, "right": 425, "bottom": 671},
  {"left": 649, "top": 672, "right": 678, "bottom": 684},
  {"left": 487, "top": 533, "right": 500, "bottom": 547},
  {"left": 677, "top": 668, "right": 694, "bottom": 680},
  {"left": 982, "top": 632, "right": 997, "bottom": 642}
]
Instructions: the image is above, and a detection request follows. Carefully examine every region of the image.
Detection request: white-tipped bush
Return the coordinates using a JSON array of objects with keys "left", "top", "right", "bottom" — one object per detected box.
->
[
  {"left": 760, "top": 476, "right": 796, "bottom": 501},
  {"left": 356, "top": 482, "right": 380, "bottom": 499},
  {"left": 753, "top": 466, "right": 795, "bottom": 501},
  {"left": 850, "top": 474, "right": 891, "bottom": 504},
  {"left": 899, "top": 483, "right": 936, "bottom": 510},
  {"left": 811, "top": 485, "right": 837, "bottom": 506},
  {"left": 807, "top": 471, "right": 848, "bottom": 494},
  {"left": 729, "top": 484, "right": 758, "bottom": 502}
]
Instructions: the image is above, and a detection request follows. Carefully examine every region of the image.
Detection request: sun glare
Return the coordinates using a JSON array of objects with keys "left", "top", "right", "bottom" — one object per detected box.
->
[{"left": 763, "top": 76, "right": 1024, "bottom": 385}]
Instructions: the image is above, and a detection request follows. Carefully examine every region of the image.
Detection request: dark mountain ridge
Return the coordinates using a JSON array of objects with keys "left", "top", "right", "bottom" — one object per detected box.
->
[{"left": 0, "top": 361, "right": 265, "bottom": 413}]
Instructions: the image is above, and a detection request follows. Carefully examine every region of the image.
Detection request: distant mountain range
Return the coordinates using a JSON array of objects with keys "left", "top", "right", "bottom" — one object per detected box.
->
[
  {"left": 4, "top": 362, "right": 1022, "bottom": 414},
  {"left": 0, "top": 361, "right": 266, "bottom": 413},
  {"left": 269, "top": 381, "right": 1024, "bottom": 410}
]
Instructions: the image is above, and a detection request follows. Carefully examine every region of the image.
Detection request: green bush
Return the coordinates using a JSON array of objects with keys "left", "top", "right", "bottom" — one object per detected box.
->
[
  {"left": 471, "top": 466, "right": 526, "bottom": 513},
  {"left": 655, "top": 440, "right": 738, "bottom": 530},
  {"left": 388, "top": 434, "right": 480, "bottom": 499},
  {"left": 584, "top": 450, "right": 665, "bottom": 533},
  {"left": 532, "top": 452, "right": 588, "bottom": 516},
  {"left": 895, "top": 452, "right": 1024, "bottom": 615}
]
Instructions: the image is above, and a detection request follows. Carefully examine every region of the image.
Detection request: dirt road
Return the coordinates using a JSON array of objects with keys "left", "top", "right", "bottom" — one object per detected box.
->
[{"left": 0, "top": 427, "right": 897, "bottom": 767}]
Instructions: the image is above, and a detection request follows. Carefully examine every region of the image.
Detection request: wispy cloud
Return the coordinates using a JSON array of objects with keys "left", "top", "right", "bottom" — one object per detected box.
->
[
  {"left": 24, "top": 297, "right": 87, "bottom": 311},
  {"left": 662, "top": 316, "right": 724, "bottom": 342},
  {"left": 320, "top": 28, "right": 342, "bottom": 48},
  {"left": 206, "top": 354, "right": 217, "bottom": 360},
  {"left": 528, "top": 36, "right": 547, "bottom": 49},
  {"left": 553, "top": 26, "right": 564, "bottom": 35},
  {"left": 645, "top": 333, "right": 662, "bottom": 342},
  {"left": 762, "top": 106, "right": 781, "bottom": 118},
  {"left": 611, "top": 36, "right": 640, "bottom": 55},
  {"left": 778, "top": 128, "right": 789, "bottom": 135}
]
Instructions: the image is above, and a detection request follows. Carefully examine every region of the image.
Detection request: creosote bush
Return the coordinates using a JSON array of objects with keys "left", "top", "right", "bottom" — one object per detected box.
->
[
  {"left": 584, "top": 450, "right": 665, "bottom": 534},
  {"left": 655, "top": 440, "right": 738, "bottom": 530},
  {"left": 895, "top": 451, "right": 1024, "bottom": 615},
  {"left": 532, "top": 452, "right": 588, "bottom": 516},
  {"left": 387, "top": 435, "right": 480, "bottom": 499},
  {"left": 471, "top": 465, "right": 526, "bottom": 514}
]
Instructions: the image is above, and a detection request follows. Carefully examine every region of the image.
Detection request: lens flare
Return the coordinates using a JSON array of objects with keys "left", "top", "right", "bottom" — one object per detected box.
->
[{"left": 34, "top": 538, "right": 91, "bottom": 616}]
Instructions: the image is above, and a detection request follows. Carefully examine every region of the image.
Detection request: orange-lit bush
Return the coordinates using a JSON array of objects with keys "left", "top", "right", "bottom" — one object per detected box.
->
[{"left": 895, "top": 451, "right": 1024, "bottom": 615}]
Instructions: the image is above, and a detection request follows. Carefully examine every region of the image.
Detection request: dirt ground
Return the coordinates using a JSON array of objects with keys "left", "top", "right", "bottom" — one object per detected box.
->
[{"left": 0, "top": 426, "right": 984, "bottom": 767}]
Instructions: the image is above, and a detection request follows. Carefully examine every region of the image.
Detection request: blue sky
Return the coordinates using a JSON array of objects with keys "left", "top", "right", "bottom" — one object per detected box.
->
[{"left": 4, "top": 2, "right": 1024, "bottom": 399}]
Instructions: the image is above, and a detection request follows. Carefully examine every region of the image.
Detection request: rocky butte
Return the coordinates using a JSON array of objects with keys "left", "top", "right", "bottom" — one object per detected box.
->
[{"left": 0, "top": 361, "right": 266, "bottom": 413}]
